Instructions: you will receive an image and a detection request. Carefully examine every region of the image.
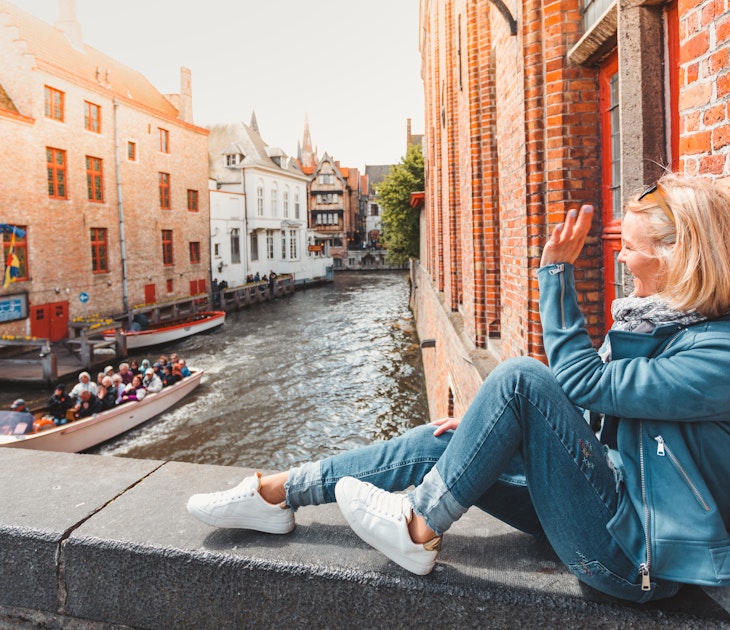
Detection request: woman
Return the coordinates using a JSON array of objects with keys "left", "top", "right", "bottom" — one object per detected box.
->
[
  {"left": 119, "top": 375, "right": 146, "bottom": 403},
  {"left": 187, "top": 174, "right": 730, "bottom": 602}
]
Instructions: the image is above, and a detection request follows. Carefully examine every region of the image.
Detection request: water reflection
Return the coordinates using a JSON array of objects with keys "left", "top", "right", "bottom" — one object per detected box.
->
[{"left": 81, "top": 272, "right": 429, "bottom": 470}]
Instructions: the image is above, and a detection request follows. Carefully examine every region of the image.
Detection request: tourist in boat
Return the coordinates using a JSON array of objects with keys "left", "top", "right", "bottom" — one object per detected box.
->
[
  {"left": 117, "top": 362, "right": 134, "bottom": 385},
  {"left": 129, "top": 359, "right": 141, "bottom": 376},
  {"left": 74, "top": 390, "right": 102, "bottom": 419},
  {"left": 69, "top": 372, "right": 97, "bottom": 403},
  {"left": 111, "top": 374, "right": 126, "bottom": 405},
  {"left": 138, "top": 359, "right": 152, "bottom": 375},
  {"left": 177, "top": 358, "right": 191, "bottom": 378},
  {"left": 97, "top": 378, "right": 118, "bottom": 410},
  {"left": 161, "top": 364, "right": 181, "bottom": 387},
  {"left": 47, "top": 385, "right": 73, "bottom": 424},
  {"left": 10, "top": 399, "right": 27, "bottom": 413},
  {"left": 187, "top": 174, "right": 730, "bottom": 602},
  {"left": 119, "top": 375, "right": 146, "bottom": 403},
  {"left": 142, "top": 368, "right": 163, "bottom": 394}
]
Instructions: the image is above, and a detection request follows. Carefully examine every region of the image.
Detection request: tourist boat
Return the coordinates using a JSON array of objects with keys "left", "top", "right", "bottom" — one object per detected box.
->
[
  {"left": 104, "top": 311, "right": 226, "bottom": 350},
  {"left": 0, "top": 369, "right": 203, "bottom": 453}
]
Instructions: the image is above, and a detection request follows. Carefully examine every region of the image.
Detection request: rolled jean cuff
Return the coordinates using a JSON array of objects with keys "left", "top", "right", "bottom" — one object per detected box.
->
[
  {"left": 408, "top": 466, "right": 467, "bottom": 536},
  {"left": 285, "top": 460, "right": 324, "bottom": 510}
]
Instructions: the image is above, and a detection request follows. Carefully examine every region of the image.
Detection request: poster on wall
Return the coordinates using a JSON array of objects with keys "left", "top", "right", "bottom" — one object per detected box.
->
[{"left": 0, "top": 292, "right": 28, "bottom": 323}]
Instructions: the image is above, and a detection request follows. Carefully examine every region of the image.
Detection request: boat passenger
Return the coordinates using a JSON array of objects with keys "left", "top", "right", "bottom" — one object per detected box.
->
[
  {"left": 98, "top": 380, "right": 117, "bottom": 410},
  {"left": 129, "top": 359, "right": 141, "bottom": 376},
  {"left": 139, "top": 359, "right": 151, "bottom": 375},
  {"left": 143, "top": 368, "right": 163, "bottom": 394},
  {"left": 161, "top": 364, "right": 182, "bottom": 387},
  {"left": 117, "top": 362, "right": 134, "bottom": 385},
  {"left": 177, "top": 358, "right": 191, "bottom": 378},
  {"left": 120, "top": 375, "right": 146, "bottom": 403},
  {"left": 111, "top": 374, "right": 126, "bottom": 405},
  {"left": 47, "top": 385, "right": 73, "bottom": 424},
  {"left": 70, "top": 372, "right": 97, "bottom": 403},
  {"left": 96, "top": 372, "right": 106, "bottom": 387},
  {"left": 10, "top": 399, "right": 27, "bottom": 413},
  {"left": 75, "top": 390, "right": 102, "bottom": 419}
]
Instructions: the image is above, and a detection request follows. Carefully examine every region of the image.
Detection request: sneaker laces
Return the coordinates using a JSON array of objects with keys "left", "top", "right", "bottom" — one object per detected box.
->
[
  {"left": 362, "top": 483, "right": 409, "bottom": 521},
  {"left": 208, "top": 475, "right": 259, "bottom": 504}
]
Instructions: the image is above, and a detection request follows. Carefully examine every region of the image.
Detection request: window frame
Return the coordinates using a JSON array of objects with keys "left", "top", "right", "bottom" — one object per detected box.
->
[
  {"left": 84, "top": 101, "right": 101, "bottom": 133},
  {"left": 90, "top": 227, "right": 109, "bottom": 274},
  {"left": 159, "top": 127, "right": 170, "bottom": 153},
  {"left": 86, "top": 156, "right": 104, "bottom": 203},
  {"left": 127, "top": 141, "right": 137, "bottom": 161},
  {"left": 189, "top": 241, "right": 201, "bottom": 264},
  {"left": 161, "top": 230, "right": 174, "bottom": 266},
  {"left": 159, "top": 172, "right": 171, "bottom": 209},
  {"left": 46, "top": 147, "right": 68, "bottom": 200},
  {"left": 187, "top": 189, "right": 199, "bottom": 212},
  {"left": 44, "top": 86, "right": 64, "bottom": 122}
]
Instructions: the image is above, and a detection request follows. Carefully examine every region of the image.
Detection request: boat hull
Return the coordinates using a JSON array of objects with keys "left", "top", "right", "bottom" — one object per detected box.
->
[
  {"left": 107, "top": 311, "right": 225, "bottom": 350},
  {"left": 0, "top": 370, "right": 203, "bottom": 453}
]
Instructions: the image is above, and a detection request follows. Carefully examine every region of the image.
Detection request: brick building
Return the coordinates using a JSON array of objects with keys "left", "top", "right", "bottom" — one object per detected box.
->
[
  {"left": 0, "top": 0, "right": 209, "bottom": 341},
  {"left": 414, "top": 0, "right": 730, "bottom": 421}
]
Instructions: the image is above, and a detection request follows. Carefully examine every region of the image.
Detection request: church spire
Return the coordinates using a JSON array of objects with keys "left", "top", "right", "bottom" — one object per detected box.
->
[
  {"left": 249, "top": 110, "right": 260, "bottom": 135},
  {"left": 300, "top": 114, "right": 317, "bottom": 169}
]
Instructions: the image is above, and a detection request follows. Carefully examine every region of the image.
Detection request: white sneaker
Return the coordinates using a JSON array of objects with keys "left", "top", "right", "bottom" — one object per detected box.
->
[
  {"left": 186, "top": 473, "right": 294, "bottom": 534},
  {"left": 334, "top": 477, "right": 441, "bottom": 575}
]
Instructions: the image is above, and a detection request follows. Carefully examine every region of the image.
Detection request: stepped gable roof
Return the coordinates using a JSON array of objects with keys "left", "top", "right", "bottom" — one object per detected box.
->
[
  {"left": 208, "top": 121, "right": 304, "bottom": 181},
  {"left": 0, "top": 0, "right": 179, "bottom": 119}
]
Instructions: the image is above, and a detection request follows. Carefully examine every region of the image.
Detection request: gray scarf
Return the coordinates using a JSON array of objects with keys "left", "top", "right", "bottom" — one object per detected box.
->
[{"left": 599, "top": 296, "right": 706, "bottom": 361}]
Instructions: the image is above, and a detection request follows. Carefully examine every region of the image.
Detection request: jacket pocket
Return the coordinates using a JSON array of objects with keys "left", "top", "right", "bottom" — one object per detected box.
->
[{"left": 654, "top": 435, "right": 711, "bottom": 512}]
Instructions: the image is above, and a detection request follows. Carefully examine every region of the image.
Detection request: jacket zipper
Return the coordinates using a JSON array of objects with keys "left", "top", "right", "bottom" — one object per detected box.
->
[
  {"left": 655, "top": 435, "right": 711, "bottom": 511},
  {"left": 549, "top": 264, "right": 566, "bottom": 329},
  {"left": 638, "top": 420, "right": 652, "bottom": 590}
]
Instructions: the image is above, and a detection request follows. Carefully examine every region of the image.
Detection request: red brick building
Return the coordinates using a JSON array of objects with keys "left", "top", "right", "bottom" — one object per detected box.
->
[
  {"left": 0, "top": 0, "right": 209, "bottom": 341},
  {"left": 414, "top": 0, "right": 730, "bottom": 421}
]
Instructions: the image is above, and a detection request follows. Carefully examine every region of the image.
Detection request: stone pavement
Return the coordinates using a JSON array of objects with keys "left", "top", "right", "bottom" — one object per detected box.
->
[{"left": 0, "top": 448, "right": 728, "bottom": 629}]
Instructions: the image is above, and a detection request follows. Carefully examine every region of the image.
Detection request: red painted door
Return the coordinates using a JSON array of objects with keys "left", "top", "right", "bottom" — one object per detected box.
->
[
  {"left": 144, "top": 283, "right": 156, "bottom": 305},
  {"left": 30, "top": 304, "right": 50, "bottom": 339},
  {"left": 30, "top": 301, "right": 69, "bottom": 341},
  {"left": 49, "top": 301, "right": 68, "bottom": 341}
]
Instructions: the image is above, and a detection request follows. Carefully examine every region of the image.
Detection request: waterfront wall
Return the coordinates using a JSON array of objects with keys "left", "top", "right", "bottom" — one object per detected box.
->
[{"left": 1, "top": 448, "right": 728, "bottom": 628}]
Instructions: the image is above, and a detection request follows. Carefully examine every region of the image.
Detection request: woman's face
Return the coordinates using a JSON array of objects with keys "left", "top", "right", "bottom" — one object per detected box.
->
[{"left": 618, "top": 211, "right": 666, "bottom": 297}]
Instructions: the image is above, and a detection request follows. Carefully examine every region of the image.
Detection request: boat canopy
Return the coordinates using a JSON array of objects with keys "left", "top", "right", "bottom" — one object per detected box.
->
[{"left": 0, "top": 410, "right": 34, "bottom": 435}]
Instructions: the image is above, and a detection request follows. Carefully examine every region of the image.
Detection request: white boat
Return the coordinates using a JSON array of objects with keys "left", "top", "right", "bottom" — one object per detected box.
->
[
  {"left": 105, "top": 311, "right": 225, "bottom": 350},
  {"left": 0, "top": 369, "right": 203, "bottom": 453}
]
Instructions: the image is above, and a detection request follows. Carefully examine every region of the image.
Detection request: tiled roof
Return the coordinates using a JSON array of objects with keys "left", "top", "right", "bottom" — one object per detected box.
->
[{"left": 0, "top": 0, "right": 179, "bottom": 118}]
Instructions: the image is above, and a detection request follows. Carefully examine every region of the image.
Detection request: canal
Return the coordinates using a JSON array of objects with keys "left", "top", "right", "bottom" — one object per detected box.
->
[{"left": 2, "top": 272, "right": 430, "bottom": 470}]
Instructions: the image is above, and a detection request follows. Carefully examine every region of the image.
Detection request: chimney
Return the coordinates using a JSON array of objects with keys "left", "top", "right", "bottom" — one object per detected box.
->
[
  {"left": 55, "top": 0, "right": 83, "bottom": 50},
  {"left": 406, "top": 118, "right": 412, "bottom": 147},
  {"left": 178, "top": 67, "right": 193, "bottom": 123}
]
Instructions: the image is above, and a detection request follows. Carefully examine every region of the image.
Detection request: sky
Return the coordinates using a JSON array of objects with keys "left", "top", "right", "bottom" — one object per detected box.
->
[{"left": 20, "top": 0, "right": 424, "bottom": 169}]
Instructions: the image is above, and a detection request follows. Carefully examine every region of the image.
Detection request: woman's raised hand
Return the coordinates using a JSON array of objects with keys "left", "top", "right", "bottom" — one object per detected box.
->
[{"left": 540, "top": 204, "right": 594, "bottom": 267}]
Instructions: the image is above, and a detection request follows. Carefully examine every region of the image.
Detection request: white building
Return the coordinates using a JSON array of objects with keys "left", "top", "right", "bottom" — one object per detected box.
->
[{"left": 208, "top": 115, "right": 333, "bottom": 287}]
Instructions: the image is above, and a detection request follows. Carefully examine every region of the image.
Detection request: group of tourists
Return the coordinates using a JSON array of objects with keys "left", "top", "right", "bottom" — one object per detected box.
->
[{"left": 43, "top": 352, "right": 192, "bottom": 425}]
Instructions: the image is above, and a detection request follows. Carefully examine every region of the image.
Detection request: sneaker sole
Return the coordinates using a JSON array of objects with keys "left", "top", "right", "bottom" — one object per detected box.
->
[
  {"left": 186, "top": 499, "right": 294, "bottom": 534},
  {"left": 334, "top": 482, "right": 435, "bottom": 575}
]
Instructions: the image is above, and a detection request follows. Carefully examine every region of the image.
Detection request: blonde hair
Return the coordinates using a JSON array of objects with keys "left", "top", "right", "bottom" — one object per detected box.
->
[{"left": 625, "top": 173, "right": 730, "bottom": 318}]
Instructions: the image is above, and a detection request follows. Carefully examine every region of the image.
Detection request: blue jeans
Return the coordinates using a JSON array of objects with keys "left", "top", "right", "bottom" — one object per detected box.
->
[{"left": 285, "top": 357, "right": 681, "bottom": 602}]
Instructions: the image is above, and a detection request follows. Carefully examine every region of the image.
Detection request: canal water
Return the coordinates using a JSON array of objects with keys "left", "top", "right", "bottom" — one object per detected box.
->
[{"left": 2, "top": 272, "right": 430, "bottom": 470}]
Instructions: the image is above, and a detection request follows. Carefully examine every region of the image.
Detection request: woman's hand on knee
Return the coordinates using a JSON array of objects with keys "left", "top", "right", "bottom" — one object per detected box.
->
[{"left": 431, "top": 416, "right": 460, "bottom": 436}]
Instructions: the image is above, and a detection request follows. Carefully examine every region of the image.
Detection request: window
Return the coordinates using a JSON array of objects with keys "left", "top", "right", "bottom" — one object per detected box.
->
[
  {"left": 2, "top": 226, "right": 29, "bottom": 282},
  {"left": 266, "top": 230, "right": 274, "bottom": 259},
  {"left": 283, "top": 189, "right": 289, "bottom": 218},
  {"left": 44, "top": 86, "right": 64, "bottom": 121},
  {"left": 84, "top": 101, "right": 101, "bottom": 132},
  {"left": 250, "top": 232, "right": 259, "bottom": 261},
  {"left": 281, "top": 230, "right": 287, "bottom": 259},
  {"left": 225, "top": 153, "right": 242, "bottom": 166},
  {"left": 370, "top": 203, "right": 379, "bottom": 216},
  {"left": 187, "top": 189, "right": 199, "bottom": 212},
  {"left": 159, "top": 172, "right": 170, "bottom": 209},
  {"left": 318, "top": 173, "right": 334, "bottom": 184},
  {"left": 231, "top": 228, "right": 241, "bottom": 264},
  {"left": 166, "top": 278, "right": 174, "bottom": 293},
  {"left": 213, "top": 243, "right": 220, "bottom": 257},
  {"left": 289, "top": 230, "right": 297, "bottom": 259},
  {"left": 86, "top": 156, "right": 104, "bottom": 202},
  {"left": 46, "top": 147, "right": 67, "bottom": 199},
  {"left": 582, "top": 0, "right": 615, "bottom": 31},
  {"left": 295, "top": 192, "right": 301, "bottom": 219},
  {"left": 162, "top": 230, "right": 174, "bottom": 266},
  {"left": 127, "top": 141, "right": 136, "bottom": 161},
  {"left": 159, "top": 127, "right": 170, "bottom": 153},
  {"left": 271, "top": 185, "right": 278, "bottom": 217},
  {"left": 189, "top": 241, "right": 201, "bottom": 264},
  {"left": 90, "top": 228, "right": 108, "bottom": 273},
  {"left": 257, "top": 185, "right": 264, "bottom": 216}
]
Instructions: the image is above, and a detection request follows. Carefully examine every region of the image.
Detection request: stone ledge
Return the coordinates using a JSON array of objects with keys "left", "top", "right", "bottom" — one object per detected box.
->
[{"left": 0, "top": 449, "right": 728, "bottom": 628}]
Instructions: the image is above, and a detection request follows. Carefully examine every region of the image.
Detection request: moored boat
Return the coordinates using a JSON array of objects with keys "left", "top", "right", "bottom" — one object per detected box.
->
[
  {"left": 0, "top": 369, "right": 203, "bottom": 453},
  {"left": 104, "top": 311, "right": 225, "bottom": 350}
]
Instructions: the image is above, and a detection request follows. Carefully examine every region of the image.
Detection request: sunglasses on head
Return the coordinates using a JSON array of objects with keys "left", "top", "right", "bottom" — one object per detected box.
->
[{"left": 639, "top": 182, "right": 674, "bottom": 223}]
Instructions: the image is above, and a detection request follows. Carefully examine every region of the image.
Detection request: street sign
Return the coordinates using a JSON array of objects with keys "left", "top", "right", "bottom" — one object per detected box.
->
[{"left": 79, "top": 291, "right": 90, "bottom": 303}]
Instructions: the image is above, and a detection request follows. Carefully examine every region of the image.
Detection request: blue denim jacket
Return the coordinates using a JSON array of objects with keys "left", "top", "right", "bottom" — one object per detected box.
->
[{"left": 538, "top": 263, "right": 730, "bottom": 587}]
